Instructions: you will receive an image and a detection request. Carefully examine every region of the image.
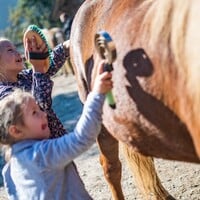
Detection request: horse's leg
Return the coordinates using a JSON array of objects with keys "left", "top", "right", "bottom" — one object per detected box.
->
[
  {"left": 97, "top": 125, "right": 124, "bottom": 200},
  {"left": 62, "top": 59, "right": 74, "bottom": 76},
  {"left": 122, "top": 144, "right": 176, "bottom": 200}
]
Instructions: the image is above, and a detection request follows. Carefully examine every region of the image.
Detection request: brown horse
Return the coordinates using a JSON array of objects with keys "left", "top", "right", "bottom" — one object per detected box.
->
[
  {"left": 42, "top": 27, "right": 74, "bottom": 75},
  {"left": 41, "top": 27, "right": 64, "bottom": 49},
  {"left": 70, "top": 0, "right": 200, "bottom": 199}
]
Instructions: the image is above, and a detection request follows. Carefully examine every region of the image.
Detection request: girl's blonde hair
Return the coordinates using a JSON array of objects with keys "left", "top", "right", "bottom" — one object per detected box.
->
[
  {"left": 0, "top": 89, "right": 33, "bottom": 145},
  {"left": 0, "top": 37, "right": 11, "bottom": 53},
  {"left": 0, "top": 37, "right": 10, "bottom": 42}
]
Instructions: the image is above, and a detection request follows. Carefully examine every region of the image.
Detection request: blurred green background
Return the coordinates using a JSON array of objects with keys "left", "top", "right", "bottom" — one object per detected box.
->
[{"left": 0, "top": 0, "right": 83, "bottom": 50}]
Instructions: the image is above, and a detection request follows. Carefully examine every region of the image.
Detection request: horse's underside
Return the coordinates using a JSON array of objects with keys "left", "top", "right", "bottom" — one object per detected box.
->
[{"left": 70, "top": 0, "right": 200, "bottom": 199}]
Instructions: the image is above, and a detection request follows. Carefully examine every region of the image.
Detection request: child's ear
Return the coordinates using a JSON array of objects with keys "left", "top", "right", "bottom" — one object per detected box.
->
[{"left": 8, "top": 125, "right": 23, "bottom": 139}]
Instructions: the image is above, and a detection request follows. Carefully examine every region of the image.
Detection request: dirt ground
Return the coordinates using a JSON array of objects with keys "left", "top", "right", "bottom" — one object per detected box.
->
[{"left": 0, "top": 74, "right": 200, "bottom": 200}]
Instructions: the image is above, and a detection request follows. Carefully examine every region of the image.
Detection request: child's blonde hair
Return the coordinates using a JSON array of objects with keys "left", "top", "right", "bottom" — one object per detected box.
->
[
  {"left": 0, "top": 89, "right": 33, "bottom": 145},
  {"left": 0, "top": 37, "right": 11, "bottom": 53},
  {"left": 0, "top": 37, "right": 10, "bottom": 42}
]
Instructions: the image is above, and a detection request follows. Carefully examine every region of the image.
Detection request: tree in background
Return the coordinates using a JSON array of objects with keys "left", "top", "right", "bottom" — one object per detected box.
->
[{"left": 4, "top": 0, "right": 60, "bottom": 48}]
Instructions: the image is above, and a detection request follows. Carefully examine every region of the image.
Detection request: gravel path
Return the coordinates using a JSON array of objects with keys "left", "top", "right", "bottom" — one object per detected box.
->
[{"left": 0, "top": 74, "right": 200, "bottom": 200}]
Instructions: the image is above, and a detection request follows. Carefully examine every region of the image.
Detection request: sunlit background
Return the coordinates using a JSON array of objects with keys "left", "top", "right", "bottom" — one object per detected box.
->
[{"left": 0, "top": 0, "right": 16, "bottom": 32}]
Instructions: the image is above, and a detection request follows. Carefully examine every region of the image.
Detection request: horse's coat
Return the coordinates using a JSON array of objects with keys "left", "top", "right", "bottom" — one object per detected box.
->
[{"left": 70, "top": 0, "right": 200, "bottom": 199}]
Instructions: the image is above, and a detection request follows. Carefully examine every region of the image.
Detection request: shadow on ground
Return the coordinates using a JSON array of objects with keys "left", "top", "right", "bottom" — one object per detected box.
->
[{"left": 52, "top": 91, "right": 83, "bottom": 132}]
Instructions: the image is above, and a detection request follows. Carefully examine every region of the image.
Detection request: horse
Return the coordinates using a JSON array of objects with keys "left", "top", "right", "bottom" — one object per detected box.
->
[
  {"left": 69, "top": 0, "right": 200, "bottom": 199},
  {"left": 42, "top": 27, "right": 74, "bottom": 75}
]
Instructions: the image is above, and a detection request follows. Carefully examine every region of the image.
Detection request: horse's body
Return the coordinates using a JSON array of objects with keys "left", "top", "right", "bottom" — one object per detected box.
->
[{"left": 70, "top": 0, "right": 200, "bottom": 199}]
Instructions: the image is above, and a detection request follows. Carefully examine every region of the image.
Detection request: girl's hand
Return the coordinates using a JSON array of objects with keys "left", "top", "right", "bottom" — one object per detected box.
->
[
  {"left": 92, "top": 61, "right": 113, "bottom": 94},
  {"left": 24, "top": 36, "right": 49, "bottom": 73}
]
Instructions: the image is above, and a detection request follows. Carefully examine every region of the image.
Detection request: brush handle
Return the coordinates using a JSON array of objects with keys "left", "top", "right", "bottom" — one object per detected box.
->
[
  {"left": 95, "top": 31, "right": 117, "bottom": 109},
  {"left": 104, "top": 63, "right": 116, "bottom": 109},
  {"left": 106, "top": 91, "right": 116, "bottom": 109}
]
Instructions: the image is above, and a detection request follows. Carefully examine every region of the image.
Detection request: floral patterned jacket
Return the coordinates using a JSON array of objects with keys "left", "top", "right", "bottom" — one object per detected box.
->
[{"left": 0, "top": 44, "right": 68, "bottom": 138}]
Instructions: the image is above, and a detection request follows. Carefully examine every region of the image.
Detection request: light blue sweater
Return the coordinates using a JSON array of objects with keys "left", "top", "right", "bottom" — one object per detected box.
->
[{"left": 2, "top": 92, "right": 105, "bottom": 200}]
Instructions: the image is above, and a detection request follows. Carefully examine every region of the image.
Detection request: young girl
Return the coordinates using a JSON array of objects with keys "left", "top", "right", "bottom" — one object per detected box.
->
[
  {"left": 0, "top": 62, "right": 113, "bottom": 199},
  {"left": 0, "top": 35, "right": 69, "bottom": 138},
  {"left": 0, "top": 33, "right": 70, "bottom": 187}
]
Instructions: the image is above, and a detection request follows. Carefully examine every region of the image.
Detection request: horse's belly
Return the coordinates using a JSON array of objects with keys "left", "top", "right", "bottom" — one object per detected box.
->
[{"left": 102, "top": 88, "right": 199, "bottom": 162}]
